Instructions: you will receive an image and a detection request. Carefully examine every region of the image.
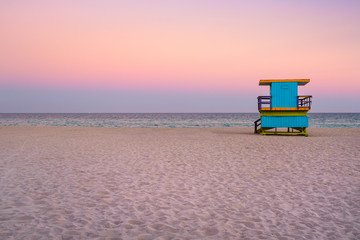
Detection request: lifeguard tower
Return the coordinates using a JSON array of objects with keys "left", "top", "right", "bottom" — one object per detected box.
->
[{"left": 254, "top": 79, "right": 312, "bottom": 136}]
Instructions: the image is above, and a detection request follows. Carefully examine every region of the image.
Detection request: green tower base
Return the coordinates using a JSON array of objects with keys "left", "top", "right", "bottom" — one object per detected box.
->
[{"left": 255, "top": 127, "right": 308, "bottom": 136}]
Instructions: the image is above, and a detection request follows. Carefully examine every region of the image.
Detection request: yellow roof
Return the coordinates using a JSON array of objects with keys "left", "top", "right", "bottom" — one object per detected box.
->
[{"left": 259, "top": 79, "right": 310, "bottom": 86}]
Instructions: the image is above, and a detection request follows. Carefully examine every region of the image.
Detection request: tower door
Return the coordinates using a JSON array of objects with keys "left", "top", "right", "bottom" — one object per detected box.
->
[{"left": 270, "top": 82, "right": 298, "bottom": 108}]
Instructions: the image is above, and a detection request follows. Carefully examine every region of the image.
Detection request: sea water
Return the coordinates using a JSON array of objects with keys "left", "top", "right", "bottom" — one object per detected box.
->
[{"left": 0, "top": 113, "right": 359, "bottom": 128}]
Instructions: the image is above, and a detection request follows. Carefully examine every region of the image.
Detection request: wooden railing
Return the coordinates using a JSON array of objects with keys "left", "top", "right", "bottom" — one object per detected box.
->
[
  {"left": 257, "top": 95, "right": 312, "bottom": 110},
  {"left": 257, "top": 96, "right": 272, "bottom": 110},
  {"left": 254, "top": 118, "right": 261, "bottom": 133},
  {"left": 298, "top": 95, "right": 312, "bottom": 109}
]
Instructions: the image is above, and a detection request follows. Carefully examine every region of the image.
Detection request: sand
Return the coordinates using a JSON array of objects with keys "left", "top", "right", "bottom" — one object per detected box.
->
[{"left": 0, "top": 126, "right": 359, "bottom": 239}]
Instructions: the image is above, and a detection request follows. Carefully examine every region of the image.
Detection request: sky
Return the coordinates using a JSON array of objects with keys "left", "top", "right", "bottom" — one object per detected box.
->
[{"left": 1, "top": 0, "right": 359, "bottom": 113}]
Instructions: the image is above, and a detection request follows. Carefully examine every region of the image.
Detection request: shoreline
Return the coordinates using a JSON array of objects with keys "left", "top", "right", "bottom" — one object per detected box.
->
[{"left": 1, "top": 125, "right": 360, "bottom": 136}]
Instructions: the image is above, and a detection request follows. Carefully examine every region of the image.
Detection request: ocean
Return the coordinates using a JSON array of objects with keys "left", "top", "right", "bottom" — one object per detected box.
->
[{"left": 0, "top": 113, "right": 359, "bottom": 128}]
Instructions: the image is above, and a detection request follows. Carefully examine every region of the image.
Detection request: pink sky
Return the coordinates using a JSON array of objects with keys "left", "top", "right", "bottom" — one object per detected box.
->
[{"left": 1, "top": 1, "right": 359, "bottom": 112}]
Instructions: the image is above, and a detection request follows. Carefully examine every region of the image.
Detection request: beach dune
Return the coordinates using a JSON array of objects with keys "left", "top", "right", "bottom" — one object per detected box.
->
[{"left": 0, "top": 127, "right": 359, "bottom": 239}]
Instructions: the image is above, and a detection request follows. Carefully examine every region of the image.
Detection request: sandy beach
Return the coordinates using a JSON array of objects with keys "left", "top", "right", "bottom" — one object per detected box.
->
[{"left": 0, "top": 126, "right": 359, "bottom": 239}]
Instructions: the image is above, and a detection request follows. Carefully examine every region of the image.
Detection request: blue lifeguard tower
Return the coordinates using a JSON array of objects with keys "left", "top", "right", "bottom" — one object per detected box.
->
[{"left": 254, "top": 79, "right": 312, "bottom": 136}]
